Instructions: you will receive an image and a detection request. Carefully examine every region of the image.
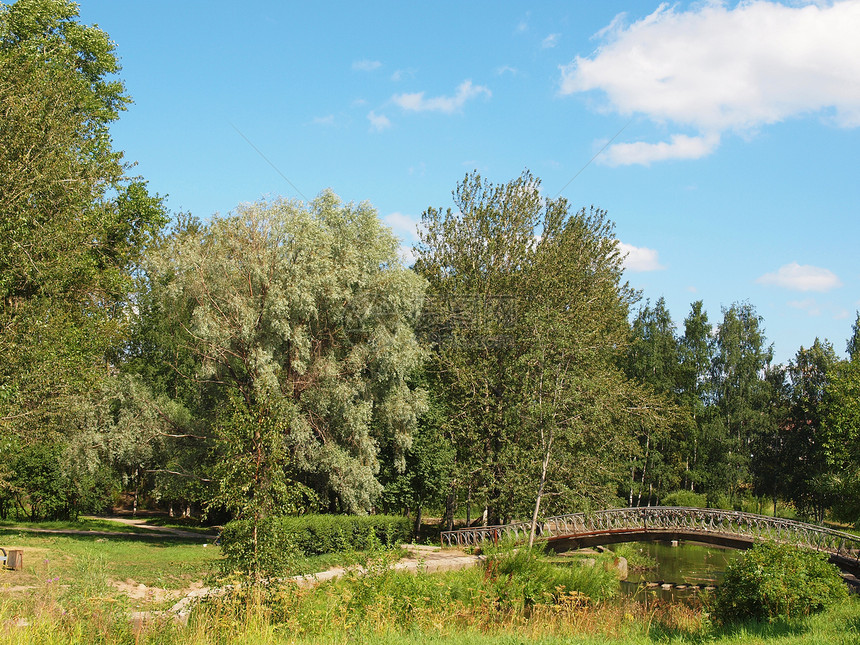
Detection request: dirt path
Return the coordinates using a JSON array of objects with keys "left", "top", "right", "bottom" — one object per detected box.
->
[
  {"left": 84, "top": 516, "right": 218, "bottom": 540},
  {"left": 164, "top": 544, "right": 483, "bottom": 620}
]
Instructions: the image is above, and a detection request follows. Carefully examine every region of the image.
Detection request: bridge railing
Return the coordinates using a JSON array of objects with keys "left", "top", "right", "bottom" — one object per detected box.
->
[{"left": 441, "top": 506, "right": 860, "bottom": 567}]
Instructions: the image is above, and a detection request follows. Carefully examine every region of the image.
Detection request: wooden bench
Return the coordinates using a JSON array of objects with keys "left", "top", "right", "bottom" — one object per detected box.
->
[{"left": 0, "top": 547, "right": 23, "bottom": 571}]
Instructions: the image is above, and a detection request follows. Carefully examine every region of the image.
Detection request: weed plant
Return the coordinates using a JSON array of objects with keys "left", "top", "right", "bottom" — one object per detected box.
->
[
  {"left": 3, "top": 536, "right": 860, "bottom": 644},
  {"left": 608, "top": 544, "right": 657, "bottom": 572}
]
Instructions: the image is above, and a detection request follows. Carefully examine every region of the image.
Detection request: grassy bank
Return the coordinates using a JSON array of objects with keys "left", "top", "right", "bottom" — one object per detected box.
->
[
  {"left": 2, "top": 581, "right": 858, "bottom": 644},
  {"left": 0, "top": 518, "right": 164, "bottom": 535},
  {"left": 2, "top": 534, "right": 859, "bottom": 644}
]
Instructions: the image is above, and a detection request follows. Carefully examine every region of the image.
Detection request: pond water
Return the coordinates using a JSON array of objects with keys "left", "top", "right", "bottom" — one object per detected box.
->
[{"left": 611, "top": 541, "right": 743, "bottom": 602}]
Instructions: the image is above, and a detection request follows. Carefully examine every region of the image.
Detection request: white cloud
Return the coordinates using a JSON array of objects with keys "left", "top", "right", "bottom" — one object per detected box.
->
[
  {"left": 392, "top": 80, "right": 491, "bottom": 114},
  {"left": 788, "top": 298, "right": 822, "bottom": 316},
  {"left": 383, "top": 211, "right": 421, "bottom": 240},
  {"left": 397, "top": 244, "right": 417, "bottom": 267},
  {"left": 757, "top": 262, "right": 842, "bottom": 292},
  {"left": 560, "top": 1, "right": 860, "bottom": 163},
  {"left": 384, "top": 213, "right": 423, "bottom": 266},
  {"left": 352, "top": 59, "right": 381, "bottom": 72},
  {"left": 311, "top": 114, "right": 335, "bottom": 126},
  {"left": 367, "top": 110, "right": 391, "bottom": 132},
  {"left": 618, "top": 242, "right": 665, "bottom": 272},
  {"left": 603, "top": 133, "right": 721, "bottom": 166},
  {"left": 542, "top": 33, "right": 560, "bottom": 49},
  {"left": 391, "top": 68, "right": 415, "bottom": 82},
  {"left": 496, "top": 65, "right": 518, "bottom": 76}
]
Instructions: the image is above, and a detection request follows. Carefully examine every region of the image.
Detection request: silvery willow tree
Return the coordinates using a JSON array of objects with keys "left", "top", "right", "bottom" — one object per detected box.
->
[{"left": 143, "top": 193, "right": 427, "bottom": 527}]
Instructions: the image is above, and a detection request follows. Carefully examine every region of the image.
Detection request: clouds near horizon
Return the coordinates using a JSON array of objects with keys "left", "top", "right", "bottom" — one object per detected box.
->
[
  {"left": 618, "top": 242, "right": 665, "bottom": 273},
  {"left": 560, "top": 0, "right": 860, "bottom": 165},
  {"left": 393, "top": 80, "right": 491, "bottom": 114},
  {"left": 757, "top": 262, "right": 842, "bottom": 292}
]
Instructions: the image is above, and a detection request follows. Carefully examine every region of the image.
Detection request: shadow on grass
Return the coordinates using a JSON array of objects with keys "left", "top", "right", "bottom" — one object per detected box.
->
[
  {"left": 647, "top": 614, "right": 808, "bottom": 644},
  {"left": 0, "top": 526, "right": 209, "bottom": 547}
]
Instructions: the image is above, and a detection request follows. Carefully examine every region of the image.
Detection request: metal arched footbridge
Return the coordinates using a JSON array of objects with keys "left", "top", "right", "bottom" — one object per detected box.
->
[{"left": 441, "top": 506, "right": 860, "bottom": 577}]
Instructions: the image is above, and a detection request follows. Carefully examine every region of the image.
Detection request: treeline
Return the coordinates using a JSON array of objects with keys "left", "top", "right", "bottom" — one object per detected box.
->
[
  {"left": 622, "top": 298, "right": 860, "bottom": 523},
  {"left": 1, "top": 0, "right": 858, "bottom": 537}
]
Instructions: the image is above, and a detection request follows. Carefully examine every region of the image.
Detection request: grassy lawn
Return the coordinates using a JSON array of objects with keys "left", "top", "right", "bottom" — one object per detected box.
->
[
  {"left": 0, "top": 529, "right": 220, "bottom": 600},
  {"left": 0, "top": 517, "right": 162, "bottom": 534},
  {"left": 1, "top": 533, "right": 858, "bottom": 645}
]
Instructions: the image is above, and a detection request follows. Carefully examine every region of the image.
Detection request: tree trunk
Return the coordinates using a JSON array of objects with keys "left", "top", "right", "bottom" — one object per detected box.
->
[
  {"left": 133, "top": 467, "right": 139, "bottom": 517},
  {"left": 413, "top": 505, "right": 423, "bottom": 540},
  {"left": 443, "top": 493, "right": 456, "bottom": 532},
  {"left": 529, "top": 431, "right": 552, "bottom": 548},
  {"left": 465, "top": 484, "right": 472, "bottom": 526}
]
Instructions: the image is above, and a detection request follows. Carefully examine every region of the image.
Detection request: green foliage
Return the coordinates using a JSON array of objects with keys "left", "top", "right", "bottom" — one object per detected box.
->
[
  {"left": 143, "top": 195, "right": 427, "bottom": 517},
  {"left": 714, "top": 543, "right": 847, "bottom": 623},
  {"left": 777, "top": 340, "right": 840, "bottom": 521},
  {"left": 822, "top": 355, "right": 860, "bottom": 525},
  {"left": 4, "top": 439, "right": 117, "bottom": 521},
  {"left": 220, "top": 514, "right": 412, "bottom": 577},
  {"left": 483, "top": 546, "right": 619, "bottom": 608},
  {"left": 0, "top": 0, "right": 166, "bottom": 520},
  {"left": 609, "top": 542, "right": 657, "bottom": 572},
  {"left": 661, "top": 489, "right": 708, "bottom": 508},
  {"left": 416, "top": 170, "right": 639, "bottom": 528},
  {"left": 221, "top": 544, "right": 618, "bottom": 633}
]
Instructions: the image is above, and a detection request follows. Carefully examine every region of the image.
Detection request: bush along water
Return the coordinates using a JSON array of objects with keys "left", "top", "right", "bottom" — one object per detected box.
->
[{"left": 714, "top": 542, "right": 848, "bottom": 623}]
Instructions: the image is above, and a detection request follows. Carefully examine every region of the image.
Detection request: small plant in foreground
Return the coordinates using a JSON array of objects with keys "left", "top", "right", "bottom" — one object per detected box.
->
[{"left": 714, "top": 542, "right": 847, "bottom": 623}]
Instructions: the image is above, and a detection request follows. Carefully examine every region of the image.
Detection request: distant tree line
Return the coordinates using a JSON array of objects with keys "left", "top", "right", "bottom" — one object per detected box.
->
[
  {"left": 621, "top": 297, "right": 860, "bottom": 524},
  {"left": 2, "top": 0, "right": 858, "bottom": 544}
]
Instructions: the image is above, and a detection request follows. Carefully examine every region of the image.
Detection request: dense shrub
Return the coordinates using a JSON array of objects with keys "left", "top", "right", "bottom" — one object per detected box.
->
[
  {"left": 234, "top": 544, "right": 620, "bottom": 630},
  {"left": 484, "top": 546, "right": 619, "bottom": 607},
  {"left": 714, "top": 542, "right": 848, "bottom": 623},
  {"left": 220, "top": 514, "right": 411, "bottom": 577},
  {"left": 661, "top": 490, "right": 708, "bottom": 508}
]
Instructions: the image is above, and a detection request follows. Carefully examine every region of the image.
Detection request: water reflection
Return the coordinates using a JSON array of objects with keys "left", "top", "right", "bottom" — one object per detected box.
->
[{"left": 612, "top": 541, "right": 742, "bottom": 602}]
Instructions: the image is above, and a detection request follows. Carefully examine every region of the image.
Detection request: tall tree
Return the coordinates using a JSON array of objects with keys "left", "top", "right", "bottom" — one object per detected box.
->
[
  {"left": 847, "top": 312, "right": 860, "bottom": 361},
  {"left": 0, "top": 0, "right": 166, "bottom": 518},
  {"left": 780, "top": 339, "right": 839, "bottom": 521},
  {"left": 144, "top": 194, "right": 427, "bottom": 521},
  {"left": 416, "top": 171, "right": 642, "bottom": 531},
  {"left": 623, "top": 298, "right": 684, "bottom": 505},
  {"left": 708, "top": 302, "right": 774, "bottom": 503},
  {"left": 677, "top": 300, "right": 715, "bottom": 492},
  {"left": 0, "top": 0, "right": 166, "bottom": 434},
  {"left": 822, "top": 332, "right": 860, "bottom": 525},
  {"left": 416, "top": 171, "right": 545, "bottom": 526}
]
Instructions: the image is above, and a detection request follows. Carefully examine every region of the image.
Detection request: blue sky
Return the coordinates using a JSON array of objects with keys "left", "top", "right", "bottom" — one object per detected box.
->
[{"left": 77, "top": 0, "right": 860, "bottom": 364}]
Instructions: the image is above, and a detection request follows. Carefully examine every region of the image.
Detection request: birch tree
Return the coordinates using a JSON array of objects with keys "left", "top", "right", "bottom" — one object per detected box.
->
[{"left": 416, "top": 171, "right": 645, "bottom": 535}]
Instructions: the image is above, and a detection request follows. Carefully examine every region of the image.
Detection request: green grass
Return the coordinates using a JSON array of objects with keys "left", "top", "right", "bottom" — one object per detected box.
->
[
  {"left": 1, "top": 535, "right": 858, "bottom": 645},
  {"left": 0, "top": 517, "right": 158, "bottom": 534},
  {"left": 0, "top": 529, "right": 220, "bottom": 592}
]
